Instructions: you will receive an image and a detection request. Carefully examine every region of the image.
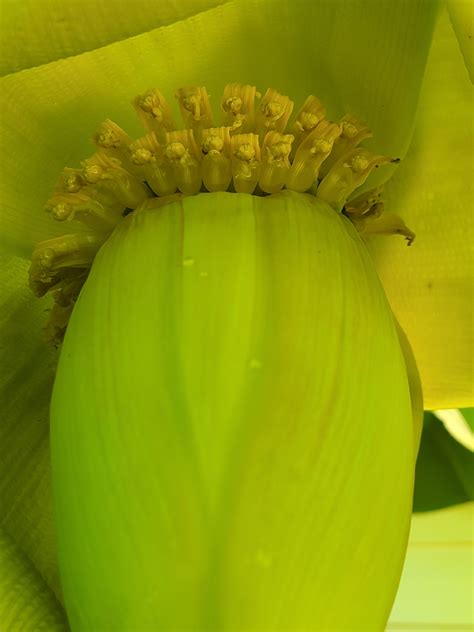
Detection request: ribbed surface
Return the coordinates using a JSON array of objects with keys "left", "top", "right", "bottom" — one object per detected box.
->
[
  {"left": 0, "top": 529, "right": 67, "bottom": 630},
  {"left": 0, "top": 0, "right": 227, "bottom": 75},
  {"left": 0, "top": 255, "right": 63, "bottom": 603}
]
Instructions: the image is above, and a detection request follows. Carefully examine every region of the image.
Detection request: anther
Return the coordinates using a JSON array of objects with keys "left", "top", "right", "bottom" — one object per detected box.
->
[
  {"left": 83, "top": 163, "right": 104, "bottom": 184},
  {"left": 341, "top": 121, "right": 358, "bottom": 138},
  {"left": 164, "top": 130, "right": 202, "bottom": 195},
  {"left": 202, "top": 134, "right": 225, "bottom": 154},
  {"left": 317, "top": 148, "right": 392, "bottom": 212},
  {"left": 231, "top": 133, "right": 261, "bottom": 194},
  {"left": 291, "top": 95, "right": 327, "bottom": 151},
  {"left": 81, "top": 153, "right": 152, "bottom": 208},
  {"left": 255, "top": 88, "right": 294, "bottom": 140},
  {"left": 132, "top": 89, "right": 175, "bottom": 141},
  {"left": 259, "top": 132, "right": 294, "bottom": 194},
  {"left": 131, "top": 148, "right": 153, "bottom": 165},
  {"left": 176, "top": 87, "right": 213, "bottom": 143},
  {"left": 30, "top": 232, "right": 107, "bottom": 291},
  {"left": 51, "top": 203, "right": 72, "bottom": 221},
  {"left": 164, "top": 142, "right": 187, "bottom": 161},
  {"left": 235, "top": 143, "right": 256, "bottom": 162},
  {"left": 93, "top": 121, "right": 121, "bottom": 149},
  {"left": 350, "top": 155, "right": 370, "bottom": 173},
  {"left": 201, "top": 127, "right": 232, "bottom": 192},
  {"left": 224, "top": 97, "right": 242, "bottom": 114},
  {"left": 221, "top": 84, "right": 259, "bottom": 133},
  {"left": 319, "top": 115, "right": 372, "bottom": 178},
  {"left": 54, "top": 169, "right": 86, "bottom": 196},
  {"left": 65, "top": 173, "right": 83, "bottom": 193},
  {"left": 92, "top": 120, "right": 141, "bottom": 175},
  {"left": 45, "top": 191, "right": 124, "bottom": 231},
  {"left": 286, "top": 120, "right": 341, "bottom": 193},
  {"left": 129, "top": 133, "right": 177, "bottom": 197}
]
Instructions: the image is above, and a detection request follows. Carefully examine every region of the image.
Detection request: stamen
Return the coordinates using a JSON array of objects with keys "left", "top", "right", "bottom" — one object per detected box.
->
[
  {"left": 129, "top": 133, "right": 177, "bottom": 197},
  {"left": 43, "top": 268, "right": 90, "bottom": 344},
  {"left": 164, "top": 130, "right": 202, "bottom": 195},
  {"left": 221, "top": 83, "right": 260, "bottom": 133},
  {"left": 231, "top": 133, "right": 261, "bottom": 194},
  {"left": 201, "top": 127, "right": 233, "bottom": 192},
  {"left": 44, "top": 191, "right": 123, "bottom": 231},
  {"left": 255, "top": 89, "right": 294, "bottom": 141},
  {"left": 176, "top": 87, "right": 213, "bottom": 143},
  {"left": 132, "top": 89, "right": 175, "bottom": 141},
  {"left": 81, "top": 153, "right": 152, "bottom": 208},
  {"left": 317, "top": 148, "right": 393, "bottom": 212},
  {"left": 352, "top": 212, "right": 416, "bottom": 245},
  {"left": 344, "top": 187, "right": 385, "bottom": 217},
  {"left": 54, "top": 168, "right": 86, "bottom": 195},
  {"left": 319, "top": 115, "right": 372, "bottom": 178},
  {"left": 286, "top": 120, "right": 341, "bottom": 193},
  {"left": 291, "top": 95, "right": 327, "bottom": 150},
  {"left": 92, "top": 119, "right": 141, "bottom": 176},
  {"left": 30, "top": 232, "right": 107, "bottom": 295},
  {"left": 259, "top": 132, "right": 295, "bottom": 194}
]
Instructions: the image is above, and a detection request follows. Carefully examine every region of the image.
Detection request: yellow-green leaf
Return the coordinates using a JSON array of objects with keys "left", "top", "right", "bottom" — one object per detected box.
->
[
  {"left": 0, "top": 0, "right": 227, "bottom": 76},
  {"left": 367, "top": 8, "right": 474, "bottom": 409}
]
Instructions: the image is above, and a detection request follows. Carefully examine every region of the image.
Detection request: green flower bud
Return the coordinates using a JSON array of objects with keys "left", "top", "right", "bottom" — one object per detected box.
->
[{"left": 51, "top": 191, "right": 415, "bottom": 630}]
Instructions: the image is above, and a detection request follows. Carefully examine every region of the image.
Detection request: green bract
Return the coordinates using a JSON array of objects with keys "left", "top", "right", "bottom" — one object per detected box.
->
[{"left": 52, "top": 192, "right": 414, "bottom": 630}]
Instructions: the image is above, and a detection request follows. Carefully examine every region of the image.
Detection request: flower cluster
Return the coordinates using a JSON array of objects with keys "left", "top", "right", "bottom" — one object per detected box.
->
[{"left": 29, "top": 83, "right": 415, "bottom": 344}]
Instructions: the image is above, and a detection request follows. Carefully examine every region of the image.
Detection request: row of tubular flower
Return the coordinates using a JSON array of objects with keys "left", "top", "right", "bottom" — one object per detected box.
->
[
  {"left": 29, "top": 82, "right": 413, "bottom": 345},
  {"left": 0, "top": 0, "right": 472, "bottom": 629}
]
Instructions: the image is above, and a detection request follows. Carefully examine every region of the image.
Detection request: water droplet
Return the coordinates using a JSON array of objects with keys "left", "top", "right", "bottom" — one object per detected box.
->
[
  {"left": 249, "top": 358, "right": 262, "bottom": 369},
  {"left": 182, "top": 257, "right": 195, "bottom": 267},
  {"left": 199, "top": 271, "right": 209, "bottom": 278}
]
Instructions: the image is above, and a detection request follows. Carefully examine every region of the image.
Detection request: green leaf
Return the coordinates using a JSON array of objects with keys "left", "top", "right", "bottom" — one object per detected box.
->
[
  {"left": 0, "top": 528, "right": 67, "bottom": 629},
  {"left": 460, "top": 407, "right": 474, "bottom": 433},
  {"left": 0, "top": 0, "right": 227, "bottom": 76},
  {"left": 413, "top": 412, "right": 474, "bottom": 512}
]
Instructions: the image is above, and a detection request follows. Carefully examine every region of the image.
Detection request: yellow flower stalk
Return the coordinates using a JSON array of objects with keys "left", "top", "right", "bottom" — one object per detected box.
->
[{"left": 0, "top": 0, "right": 472, "bottom": 629}]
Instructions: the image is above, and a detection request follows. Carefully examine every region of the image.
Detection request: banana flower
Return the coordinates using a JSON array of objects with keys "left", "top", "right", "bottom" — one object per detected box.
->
[{"left": 0, "top": 0, "right": 472, "bottom": 629}]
